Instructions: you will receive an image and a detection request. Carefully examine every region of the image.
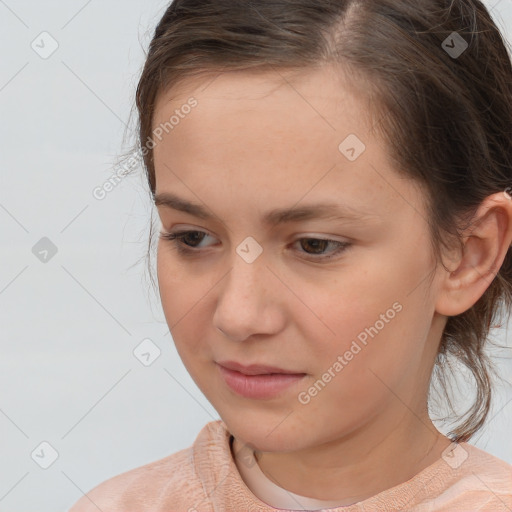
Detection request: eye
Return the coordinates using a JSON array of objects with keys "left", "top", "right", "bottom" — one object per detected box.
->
[
  {"left": 292, "top": 237, "right": 351, "bottom": 260},
  {"left": 159, "top": 230, "right": 351, "bottom": 260},
  {"left": 159, "top": 230, "right": 215, "bottom": 255}
]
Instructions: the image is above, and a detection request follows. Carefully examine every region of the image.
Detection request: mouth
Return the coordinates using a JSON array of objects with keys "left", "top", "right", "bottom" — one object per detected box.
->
[
  {"left": 216, "top": 360, "right": 304, "bottom": 375},
  {"left": 216, "top": 361, "right": 307, "bottom": 399}
]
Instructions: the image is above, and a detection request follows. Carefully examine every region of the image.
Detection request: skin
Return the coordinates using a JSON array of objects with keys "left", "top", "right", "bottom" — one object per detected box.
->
[{"left": 152, "top": 64, "right": 512, "bottom": 504}]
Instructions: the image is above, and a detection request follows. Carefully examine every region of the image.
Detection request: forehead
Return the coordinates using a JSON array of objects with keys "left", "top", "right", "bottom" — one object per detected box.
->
[
  {"left": 151, "top": 66, "right": 420, "bottom": 222},
  {"left": 153, "top": 65, "right": 374, "bottom": 141}
]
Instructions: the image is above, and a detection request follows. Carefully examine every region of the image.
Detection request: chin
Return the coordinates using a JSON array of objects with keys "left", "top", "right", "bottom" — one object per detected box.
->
[{"left": 218, "top": 406, "right": 310, "bottom": 453}]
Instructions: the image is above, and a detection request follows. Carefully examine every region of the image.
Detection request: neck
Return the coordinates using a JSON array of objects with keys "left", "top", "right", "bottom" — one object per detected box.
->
[{"left": 239, "top": 405, "right": 452, "bottom": 505}]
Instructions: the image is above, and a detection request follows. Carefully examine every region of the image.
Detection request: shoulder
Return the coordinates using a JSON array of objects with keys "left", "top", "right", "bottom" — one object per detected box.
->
[
  {"left": 68, "top": 420, "right": 230, "bottom": 512},
  {"left": 433, "top": 442, "right": 512, "bottom": 511},
  {"left": 460, "top": 442, "right": 512, "bottom": 487}
]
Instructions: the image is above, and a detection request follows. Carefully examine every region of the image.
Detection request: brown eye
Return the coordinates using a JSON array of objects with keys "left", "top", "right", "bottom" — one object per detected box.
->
[
  {"left": 299, "top": 238, "right": 330, "bottom": 254},
  {"left": 294, "top": 238, "right": 351, "bottom": 260},
  {"left": 159, "top": 230, "right": 216, "bottom": 255}
]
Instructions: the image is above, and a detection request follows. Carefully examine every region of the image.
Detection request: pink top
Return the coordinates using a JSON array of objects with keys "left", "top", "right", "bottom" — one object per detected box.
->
[{"left": 69, "top": 419, "right": 512, "bottom": 511}]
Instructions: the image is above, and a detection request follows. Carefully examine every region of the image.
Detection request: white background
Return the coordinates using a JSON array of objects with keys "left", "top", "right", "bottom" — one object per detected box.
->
[{"left": 0, "top": 1, "right": 511, "bottom": 511}]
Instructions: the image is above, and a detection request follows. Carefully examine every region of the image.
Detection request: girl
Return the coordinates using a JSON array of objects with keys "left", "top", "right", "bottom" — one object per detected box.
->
[{"left": 70, "top": 0, "right": 512, "bottom": 510}]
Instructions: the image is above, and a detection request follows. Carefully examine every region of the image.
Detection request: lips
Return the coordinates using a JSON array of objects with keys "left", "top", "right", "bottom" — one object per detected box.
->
[
  {"left": 216, "top": 360, "right": 307, "bottom": 399},
  {"left": 216, "top": 360, "right": 304, "bottom": 375}
]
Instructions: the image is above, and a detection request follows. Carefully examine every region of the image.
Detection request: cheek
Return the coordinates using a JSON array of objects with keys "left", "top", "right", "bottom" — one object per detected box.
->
[
  {"left": 156, "top": 247, "right": 203, "bottom": 347},
  {"left": 156, "top": 247, "right": 181, "bottom": 322},
  {"left": 295, "top": 267, "right": 397, "bottom": 355},
  {"left": 156, "top": 244, "right": 205, "bottom": 319},
  {"left": 298, "top": 254, "right": 431, "bottom": 386},
  {"left": 156, "top": 246, "right": 224, "bottom": 370},
  {"left": 292, "top": 309, "right": 415, "bottom": 436}
]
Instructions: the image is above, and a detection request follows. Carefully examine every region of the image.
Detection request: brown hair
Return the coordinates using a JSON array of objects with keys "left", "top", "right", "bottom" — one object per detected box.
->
[{"left": 133, "top": 0, "right": 512, "bottom": 442}]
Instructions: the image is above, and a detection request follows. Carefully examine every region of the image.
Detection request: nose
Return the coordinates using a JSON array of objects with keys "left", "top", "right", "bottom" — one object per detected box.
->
[{"left": 212, "top": 248, "right": 285, "bottom": 342}]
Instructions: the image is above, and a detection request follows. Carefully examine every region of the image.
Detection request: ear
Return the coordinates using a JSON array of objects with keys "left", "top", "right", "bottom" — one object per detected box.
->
[{"left": 435, "top": 191, "right": 512, "bottom": 317}]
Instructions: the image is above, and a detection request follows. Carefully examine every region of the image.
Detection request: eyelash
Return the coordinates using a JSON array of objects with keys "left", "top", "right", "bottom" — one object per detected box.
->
[{"left": 159, "top": 230, "right": 351, "bottom": 261}]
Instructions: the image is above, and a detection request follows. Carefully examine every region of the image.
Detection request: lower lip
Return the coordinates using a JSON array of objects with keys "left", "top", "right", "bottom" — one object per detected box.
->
[{"left": 218, "top": 365, "right": 306, "bottom": 399}]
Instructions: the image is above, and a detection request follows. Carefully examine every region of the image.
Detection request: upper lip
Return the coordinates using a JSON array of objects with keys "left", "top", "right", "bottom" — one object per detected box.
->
[{"left": 217, "top": 360, "right": 304, "bottom": 375}]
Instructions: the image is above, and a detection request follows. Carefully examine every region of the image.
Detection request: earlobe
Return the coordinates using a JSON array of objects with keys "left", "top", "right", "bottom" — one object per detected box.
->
[{"left": 435, "top": 192, "right": 512, "bottom": 317}]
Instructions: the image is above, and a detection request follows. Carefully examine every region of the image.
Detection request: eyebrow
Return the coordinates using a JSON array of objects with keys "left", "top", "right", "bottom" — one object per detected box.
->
[{"left": 154, "top": 192, "right": 377, "bottom": 226}]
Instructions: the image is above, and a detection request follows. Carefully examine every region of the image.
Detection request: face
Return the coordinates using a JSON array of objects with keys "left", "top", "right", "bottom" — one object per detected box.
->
[{"left": 153, "top": 65, "right": 447, "bottom": 454}]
